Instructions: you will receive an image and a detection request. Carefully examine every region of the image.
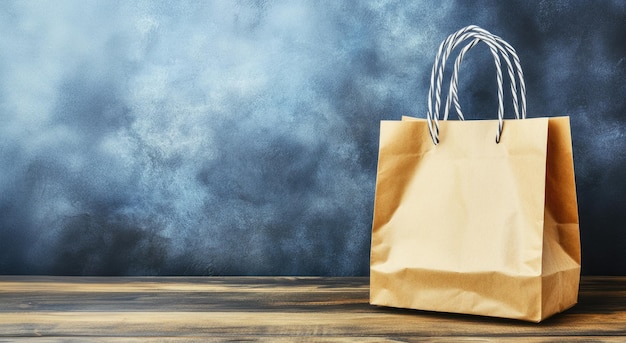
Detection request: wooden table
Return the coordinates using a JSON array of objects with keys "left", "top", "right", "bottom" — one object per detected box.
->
[{"left": 0, "top": 276, "right": 624, "bottom": 341}]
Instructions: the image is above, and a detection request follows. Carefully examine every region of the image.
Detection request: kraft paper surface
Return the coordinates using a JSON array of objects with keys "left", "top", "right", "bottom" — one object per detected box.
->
[{"left": 370, "top": 116, "right": 580, "bottom": 322}]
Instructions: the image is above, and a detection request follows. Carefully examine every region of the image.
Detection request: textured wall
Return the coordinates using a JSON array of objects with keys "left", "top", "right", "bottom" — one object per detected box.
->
[{"left": 0, "top": 1, "right": 624, "bottom": 275}]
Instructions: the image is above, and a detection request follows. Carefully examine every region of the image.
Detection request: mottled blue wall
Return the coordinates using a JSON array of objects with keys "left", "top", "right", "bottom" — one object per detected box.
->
[{"left": 1, "top": 1, "right": 624, "bottom": 275}]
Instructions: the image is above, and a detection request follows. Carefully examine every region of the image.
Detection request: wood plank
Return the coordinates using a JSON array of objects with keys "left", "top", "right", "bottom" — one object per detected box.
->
[
  {"left": 0, "top": 276, "right": 624, "bottom": 340},
  {"left": 5, "top": 338, "right": 626, "bottom": 343}
]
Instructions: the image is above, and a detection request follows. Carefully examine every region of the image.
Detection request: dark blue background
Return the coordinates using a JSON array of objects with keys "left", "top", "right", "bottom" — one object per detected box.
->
[{"left": 1, "top": 1, "right": 624, "bottom": 275}]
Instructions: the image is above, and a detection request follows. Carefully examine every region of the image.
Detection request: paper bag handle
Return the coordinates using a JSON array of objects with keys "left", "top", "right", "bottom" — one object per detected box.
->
[
  {"left": 427, "top": 26, "right": 517, "bottom": 144},
  {"left": 446, "top": 31, "right": 526, "bottom": 121},
  {"left": 426, "top": 25, "right": 526, "bottom": 145},
  {"left": 431, "top": 31, "right": 506, "bottom": 143},
  {"left": 445, "top": 32, "right": 522, "bottom": 144}
]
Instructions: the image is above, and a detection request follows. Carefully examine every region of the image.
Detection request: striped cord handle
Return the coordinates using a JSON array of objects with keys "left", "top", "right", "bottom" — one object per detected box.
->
[
  {"left": 445, "top": 27, "right": 527, "bottom": 121},
  {"left": 445, "top": 32, "right": 516, "bottom": 144},
  {"left": 427, "top": 26, "right": 507, "bottom": 144},
  {"left": 426, "top": 25, "right": 526, "bottom": 145}
]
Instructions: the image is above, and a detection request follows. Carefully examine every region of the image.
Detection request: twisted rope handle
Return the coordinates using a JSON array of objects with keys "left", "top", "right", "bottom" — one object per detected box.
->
[
  {"left": 426, "top": 25, "right": 526, "bottom": 145},
  {"left": 446, "top": 34, "right": 505, "bottom": 143},
  {"left": 427, "top": 26, "right": 476, "bottom": 144},
  {"left": 446, "top": 27, "right": 526, "bottom": 122},
  {"left": 445, "top": 36, "right": 514, "bottom": 120}
]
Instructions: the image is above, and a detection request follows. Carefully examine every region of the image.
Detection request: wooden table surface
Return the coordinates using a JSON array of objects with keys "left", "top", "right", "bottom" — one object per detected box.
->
[{"left": 0, "top": 276, "right": 624, "bottom": 342}]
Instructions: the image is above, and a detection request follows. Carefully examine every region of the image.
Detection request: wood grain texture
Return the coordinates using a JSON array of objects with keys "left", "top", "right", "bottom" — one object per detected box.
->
[{"left": 0, "top": 276, "right": 624, "bottom": 341}]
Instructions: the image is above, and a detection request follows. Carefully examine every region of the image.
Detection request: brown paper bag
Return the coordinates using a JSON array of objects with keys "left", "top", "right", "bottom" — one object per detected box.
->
[{"left": 369, "top": 26, "right": 580, "bottom": 322}]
